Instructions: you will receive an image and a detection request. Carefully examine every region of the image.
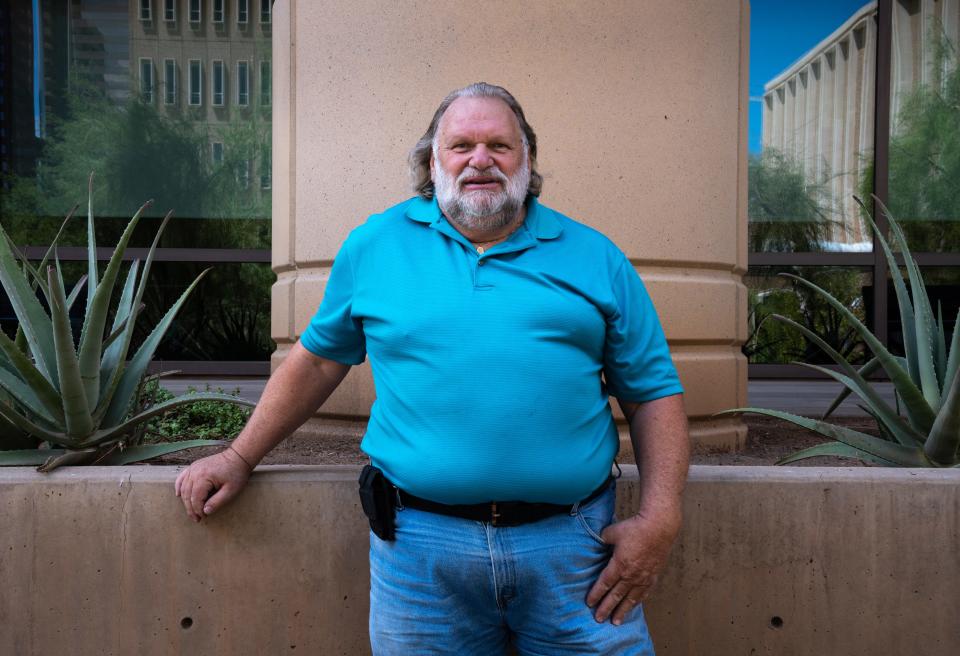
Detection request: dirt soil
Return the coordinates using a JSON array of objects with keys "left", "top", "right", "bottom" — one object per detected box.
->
[{"left": 153, "top": 415, "right": 880, "bottom": 468}]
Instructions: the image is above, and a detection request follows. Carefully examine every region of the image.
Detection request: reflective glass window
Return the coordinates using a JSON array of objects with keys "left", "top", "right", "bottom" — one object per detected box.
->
[
  {"left": 751, "top": 2, "right": 876, "bottom": 253},
  {"left": 885, "top": 0, "right": 960, "bottom": 252},
  {"left": 237, "top": 61, "right": 249, "bottom": 106},
  {"left": 746, "top": 266, "right": 871, "bottom": 364},
  {"left": 260, "top": 60, "right": 271, "bottom": 106},
  {"left": 139, "top": 58, "right": 154, "bottom": 103},
  {"left": 190, "top": 0, "right": 202, "bottom": 24},
  {"left": 260, "top": 0, "right": 271, "bottom": 25},
  {"left": 238, "top": 0, "right": 249, "bottom": 25},
  {"left": 213, "top": 0, "right": 225, "bottom": 23},
  {"left": 1, "top": 2, "right": 274, "bottom": 364},
  {"left": 212, "top": 60, "right": 225, "bottom": 107},
  {"left": 189, "top": 59, "right": 203, "bottom": 105},
  {"left": 164, "top": 59, "right": 177, "bottom": 105}
]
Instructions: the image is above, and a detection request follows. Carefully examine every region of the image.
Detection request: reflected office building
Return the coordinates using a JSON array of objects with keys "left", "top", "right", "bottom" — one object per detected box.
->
[
  {"left": 761, "top": 0, "right": 960, "bottom": 251},
  {"left": 130, "top": 0, "right": 273, "bottom": 191}
]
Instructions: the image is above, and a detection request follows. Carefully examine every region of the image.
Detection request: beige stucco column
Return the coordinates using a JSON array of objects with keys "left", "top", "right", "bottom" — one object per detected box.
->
[{"left": 271, "top": 0, "right": 749, "bottom": 449}]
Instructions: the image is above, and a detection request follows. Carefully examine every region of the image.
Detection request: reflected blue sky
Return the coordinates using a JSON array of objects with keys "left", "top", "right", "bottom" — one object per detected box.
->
[{"left": 749, "top": 0, "right": 873, "bottom": 153}]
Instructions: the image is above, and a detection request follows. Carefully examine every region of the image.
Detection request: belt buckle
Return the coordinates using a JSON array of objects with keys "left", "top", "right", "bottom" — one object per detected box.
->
[{"left": 490, "top": 502, "right": 501, "bottom": 526}]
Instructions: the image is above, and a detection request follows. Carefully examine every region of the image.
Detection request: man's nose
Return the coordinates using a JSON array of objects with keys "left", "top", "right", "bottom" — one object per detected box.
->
[{"left": 469, "top": 144, "right": 494, "bottom": 170}]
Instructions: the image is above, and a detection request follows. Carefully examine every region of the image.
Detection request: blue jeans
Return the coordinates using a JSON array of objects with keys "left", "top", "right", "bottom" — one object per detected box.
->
[{"left": 368, "top": 483, "right": 655, "bottom": 655}]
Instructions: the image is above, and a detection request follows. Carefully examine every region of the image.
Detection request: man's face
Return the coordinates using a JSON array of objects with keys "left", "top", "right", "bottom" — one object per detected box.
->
[{"left": 431, "top": 96, "right": 530, "bottom": 232}]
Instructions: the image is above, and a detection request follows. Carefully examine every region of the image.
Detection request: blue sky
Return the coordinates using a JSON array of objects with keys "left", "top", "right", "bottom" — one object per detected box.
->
[{"left": 749, "top": 0, "right": 873, "bottom": 153}]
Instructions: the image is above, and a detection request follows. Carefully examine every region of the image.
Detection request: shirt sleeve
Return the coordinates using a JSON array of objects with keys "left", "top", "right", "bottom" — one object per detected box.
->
[
  {"left": 602, "top": 257, "right": 684, "bottom": 402},
  {"left": 299, "top": 241, "right": 367, "bottom": 365}
]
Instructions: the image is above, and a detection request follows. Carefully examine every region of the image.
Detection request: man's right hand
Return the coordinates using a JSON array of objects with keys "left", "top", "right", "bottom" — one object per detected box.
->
[{"left": 174, "top": 447, "right": 253, "bottom": 522}]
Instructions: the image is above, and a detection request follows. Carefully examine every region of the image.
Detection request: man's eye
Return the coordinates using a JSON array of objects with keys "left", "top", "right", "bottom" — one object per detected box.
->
[
  {"left": 491, "top": 143, "right": 509, "bottom": 151},
  {"left": 451, "top": 143, "right": 470, "bottom": 151}
]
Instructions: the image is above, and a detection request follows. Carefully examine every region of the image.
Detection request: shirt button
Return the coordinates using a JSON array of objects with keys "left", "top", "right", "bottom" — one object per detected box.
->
[{"left": 478, "top": 260, "right": 486, "bottom": 266}]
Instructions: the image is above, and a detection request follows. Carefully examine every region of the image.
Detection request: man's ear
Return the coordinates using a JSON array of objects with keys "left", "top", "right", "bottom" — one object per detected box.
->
[{"left": 429, "top": 153, "right": 436, "bottom": 181}]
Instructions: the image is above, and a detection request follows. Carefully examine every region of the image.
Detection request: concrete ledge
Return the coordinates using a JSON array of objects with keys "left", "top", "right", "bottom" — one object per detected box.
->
[{"left": 1, "top": 465, "right": 958, "bottom": 655}]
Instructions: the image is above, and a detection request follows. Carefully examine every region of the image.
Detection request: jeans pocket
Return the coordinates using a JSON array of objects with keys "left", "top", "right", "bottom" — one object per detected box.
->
[{"left": 574, "top": 486, "right": 615, "bottom": 546}]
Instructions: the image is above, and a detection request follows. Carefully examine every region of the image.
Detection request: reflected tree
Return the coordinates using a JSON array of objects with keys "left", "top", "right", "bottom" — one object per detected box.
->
[{"left": 748, "top": 149, "right": 838, "bottom": 252}]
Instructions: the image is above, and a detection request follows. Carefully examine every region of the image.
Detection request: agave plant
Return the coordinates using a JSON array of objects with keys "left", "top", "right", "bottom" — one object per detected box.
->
[
  {"left": 0, "top": 176, "right": 255, "bottom": 471},
  {"left": 721, "top": 196, "right": 960, "bottom": 467}
]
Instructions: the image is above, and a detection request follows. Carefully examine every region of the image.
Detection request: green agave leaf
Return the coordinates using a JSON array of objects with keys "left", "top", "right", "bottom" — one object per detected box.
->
[
  {"left": 66, "top": 274, "right": 88, "bottom": 312},
  {"left": 0, "top": 223, "right": 58, "bottom": 385},
  {"left": 87, "top": 389, "right": 251, "bottom": 448},
  {"left": 0, "top": 449, "right": 67, "bottom": 466},
  {"left": 86, "top": 172, "right": 98, "bottom": 313},
  {"left": 97, "top": 440, "right": 226, "bottom": 465},
  {"left": 943, "top": 307, "right": 960, "bottom": 403},
  {"left": 101, "top": 268, "right": 210, "bottom": 429},
  {"left": 77, "top": 201, "right": 150, "bottom": 415},
  {"left": 914, "top": 295, "right": 941, "bottom": 409},
  {"left": 0, "top": 366, "right": 60, "bottom": 428},
  {"left": 98, "top": 260, "right": 140, "bottom": 399},
  {"left": 9, "top": 204, "right": 79, "bottom": 301},
  {"left": 855, "top": 196, "right": 920, "bottom": 386},
  {"left": 48, "top": 263, "right": 93, "bottom": 438},
  {"left": 856, "top": 404, "right": 898, "bottom": 444},
  {"left": 717, "top": 407, "right": 930, "bottom": 466},
  {"left": 924, "top": 369, "right": 960, "bottom": 465},
  {"left": 822, "top": 356, "right": 882, "bottom": 420},
  {"left": 775, "top": 315, "right": 924, "bottom": 446},
  {"left": 872, "top": 197, "right": 940, "bottom": 408},
  {"left": 0, "top": 401, "right": 74, "bottom": 446},
  {"left": 94, "top": 212, "right": 172, "bottom": 426},
  {"left": 777, "top": 441, "right": 896, "bottom": 466},
  {"left": 781, "top": 274, "right": 936, "bottom": 434},
  {"left": 0, "top": 327, "right": 64, "bottom": 424},
  {"left": 936, "top": 302, "right": 947, "bottom": 388},
  {"left": 38, "top": 448, "right": 98, "bottom": 472}
]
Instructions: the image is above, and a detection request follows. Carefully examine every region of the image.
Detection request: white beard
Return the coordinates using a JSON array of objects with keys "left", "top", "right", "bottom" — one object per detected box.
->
[{"left": 433, "top": 156, "right": 531, "bottom": 232}]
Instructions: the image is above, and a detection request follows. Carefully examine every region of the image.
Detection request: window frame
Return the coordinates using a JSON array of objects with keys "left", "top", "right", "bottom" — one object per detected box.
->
[
  {"left": 163, "top": 58, "right": 177, "bottom": 105},
  {"left": 237, "top": 0, "right": 249, "bottom": 25},
  {"left": 212, "top": 0, "right": 225, "bottom": 24},
  {"left": 139, "top": 0, "right": 152, "bottom": 21},
  {"left": 259, "top": 59, "right": 271, "bottom": 107},
  {"left": 139, "top": 58, "right": 154, "bottom": 103},
  {"left": 188, "top": 59, "right": 203, "bottom": 106},
  {"left": 212, "top": 60, "right": 225, "bottom": 107},
  {"left": 260, "top": 0, "right": 271, "bottom": 25},
  {"left": 189, "top": 0, "right": 202, "bottom": 25},
  {"left": 163, "top": 0, "right": 175, "bottom": 22},
  {"left": 211, "top": 142, "right": 224, "bottom": 165},
  {"left": 237, "top": 60, "right": 250, "bottom": 107}
]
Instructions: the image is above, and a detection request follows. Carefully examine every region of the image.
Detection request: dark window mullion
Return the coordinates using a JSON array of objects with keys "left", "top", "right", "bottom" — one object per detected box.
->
[{"left": 872, "top": 0, "right": 894, "bottom": 346}]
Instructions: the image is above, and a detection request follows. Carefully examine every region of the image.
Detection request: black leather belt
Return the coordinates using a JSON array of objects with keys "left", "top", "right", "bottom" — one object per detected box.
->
[{"left": 396, "top": 476, "right": 613, "bottom": 527}]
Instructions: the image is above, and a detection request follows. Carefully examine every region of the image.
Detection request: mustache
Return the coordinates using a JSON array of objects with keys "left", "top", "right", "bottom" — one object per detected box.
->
[{"left": 456, "top": 167, "right": 509, "bottom": 188}]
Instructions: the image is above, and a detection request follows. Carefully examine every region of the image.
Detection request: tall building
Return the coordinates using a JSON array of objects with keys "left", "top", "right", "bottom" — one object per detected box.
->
[{"left": 761, "top": 0, "right": 960, "bottom": 250}]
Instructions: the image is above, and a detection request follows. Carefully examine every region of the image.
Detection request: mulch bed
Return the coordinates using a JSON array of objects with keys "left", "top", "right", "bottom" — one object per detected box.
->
[{"left": 153, "top": 416, "right": 880, "bottom": 468}]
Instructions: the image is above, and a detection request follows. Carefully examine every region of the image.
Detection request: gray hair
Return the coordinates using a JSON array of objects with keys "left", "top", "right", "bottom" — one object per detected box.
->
[{"left": 409, "top": 82, "right": 543, "bottom": 200}]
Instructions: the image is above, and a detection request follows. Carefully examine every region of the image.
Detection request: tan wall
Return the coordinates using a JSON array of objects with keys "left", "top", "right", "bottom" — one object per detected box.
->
[
  {"left": 271, "top": 0, "right": 749, "bottom": 448},
  {"left": 2, "top": 466, "right": 958, "bottom": 655}
]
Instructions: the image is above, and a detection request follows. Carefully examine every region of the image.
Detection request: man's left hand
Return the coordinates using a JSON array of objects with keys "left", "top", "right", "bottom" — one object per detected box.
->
[{"left": 585, "top": 509, "right": 681, "bottom": 625}]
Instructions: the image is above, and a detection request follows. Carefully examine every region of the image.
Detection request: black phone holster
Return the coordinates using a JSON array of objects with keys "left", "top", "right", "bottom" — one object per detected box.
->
[{"left": 358, "top": 464, "right": 396, "bottom": 541}]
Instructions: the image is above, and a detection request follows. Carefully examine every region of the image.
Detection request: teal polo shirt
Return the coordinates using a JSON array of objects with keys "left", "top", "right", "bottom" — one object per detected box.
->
[{"left": 301, "top": 195, "right": 683, "bottom": 504}]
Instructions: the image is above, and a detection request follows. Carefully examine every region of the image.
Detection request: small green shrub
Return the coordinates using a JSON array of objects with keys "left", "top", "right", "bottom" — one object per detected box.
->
[{"left": 135, "top": 380, "right": 252, "bottom": 442}]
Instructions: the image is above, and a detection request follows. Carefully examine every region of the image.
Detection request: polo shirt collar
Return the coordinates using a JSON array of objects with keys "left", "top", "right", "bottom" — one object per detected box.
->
[{"left": 404, "top": 195, "right": 564, "bottom": 241}]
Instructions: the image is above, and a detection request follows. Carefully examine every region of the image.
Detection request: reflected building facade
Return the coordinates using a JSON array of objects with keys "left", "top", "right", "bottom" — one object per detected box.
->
[
  {"left": 761, "top": 0, "right": 960, "bottom": 250},
  {"left": 129, "top": 0, "right": 273, "bottom": 195}
]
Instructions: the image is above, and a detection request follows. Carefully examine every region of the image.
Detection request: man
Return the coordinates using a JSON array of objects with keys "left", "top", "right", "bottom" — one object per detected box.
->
[{"left": 176, "top": 82, "right": 689, "bottom": 655}]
